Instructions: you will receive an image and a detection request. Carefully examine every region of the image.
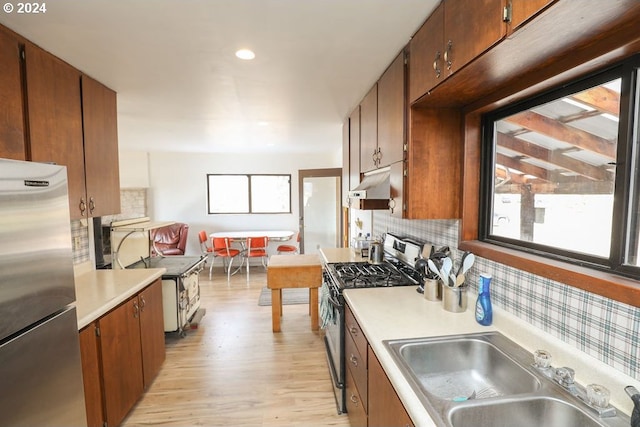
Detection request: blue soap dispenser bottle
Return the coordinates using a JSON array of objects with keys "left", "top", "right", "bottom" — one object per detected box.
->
[{"left": 475, "top": 273, "right": 493, "bottom": 326}]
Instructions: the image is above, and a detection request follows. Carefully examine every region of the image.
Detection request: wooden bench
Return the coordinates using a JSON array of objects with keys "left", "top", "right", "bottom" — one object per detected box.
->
[{"left": 266, "top": 254, "right": 322, "bottom": 332}]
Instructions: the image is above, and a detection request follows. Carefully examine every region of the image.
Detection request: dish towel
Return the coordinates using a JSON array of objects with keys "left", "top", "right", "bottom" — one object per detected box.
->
[{"left": 319, "top": 282, "right": 335, "bottom": 329}]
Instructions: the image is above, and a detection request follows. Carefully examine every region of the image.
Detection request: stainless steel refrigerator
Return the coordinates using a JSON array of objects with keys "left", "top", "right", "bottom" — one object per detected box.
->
[{"left": 0, "top": 158, "right": 87, "bottom": 426}]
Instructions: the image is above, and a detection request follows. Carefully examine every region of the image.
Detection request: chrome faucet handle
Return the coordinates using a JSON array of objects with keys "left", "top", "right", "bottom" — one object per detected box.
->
[
  {"left": 533, "top": 349, "right": 552, "bottom": 369},
  {"left": 555, "top": 367, "right": 576, "bottom": 387},
  {"left": 586, "top": 384, "right": 611, "bottom": 409}
]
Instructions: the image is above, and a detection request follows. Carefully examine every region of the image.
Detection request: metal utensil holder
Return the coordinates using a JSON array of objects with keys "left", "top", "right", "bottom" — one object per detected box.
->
[
  {"left": 442, "top": 284, "right": 467, "bottom": 313},
  {"left": 423, "top": 278, "right": 441, "bottom": 301}
]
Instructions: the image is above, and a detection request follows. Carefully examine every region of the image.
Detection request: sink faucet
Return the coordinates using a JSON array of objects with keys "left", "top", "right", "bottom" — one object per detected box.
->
[
  {"left": 625, "top": 386, "right": 640, "bottom": 427},
  {"left": 533, "top": 350, "right": 617, "bottom": 418},
  {"left": 554, "top": 367, "right": 579, "bottom": 394}
]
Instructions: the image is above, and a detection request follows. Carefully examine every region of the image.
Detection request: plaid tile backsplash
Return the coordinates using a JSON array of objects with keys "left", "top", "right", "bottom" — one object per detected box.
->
[
  {"left": 71, "top": 219, "right": 90, "bottom": 264},
  {"left": 373, "top": 211, "right": 640, "bottom": 381}
]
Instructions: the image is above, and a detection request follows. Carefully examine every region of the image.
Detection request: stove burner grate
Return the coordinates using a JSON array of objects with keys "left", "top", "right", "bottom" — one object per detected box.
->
[{"left": 331, "top": 261, "right": 416, "bottom": 288}]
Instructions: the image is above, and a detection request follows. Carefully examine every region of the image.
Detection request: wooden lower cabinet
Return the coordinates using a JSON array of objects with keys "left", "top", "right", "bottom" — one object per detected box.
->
[
  {"left": 368, "top": 346, "right": 414, "bottom": 427},
  {"left": 79, "top": 324, "right": 104, "bottom": 427},
  {"left": 100, "top": 294, "right": 145, "bottom": 426},
  {"left": 345, "top": 303, "right": 414, "bottom": 427},
  {"left": 79, "top": 278, "right": 165, "bottom": 427},
  {"left": 346, "top": 367, "right": 368, "bottom": 427},
  {"left": 139, "top": 279, "right": 166, "bottom": 388}
]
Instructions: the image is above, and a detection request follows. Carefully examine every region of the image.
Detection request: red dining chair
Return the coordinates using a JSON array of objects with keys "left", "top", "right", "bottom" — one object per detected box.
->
[
  {"left": 243, "top": 236, "right": 269, "bottom": 280},
  {"left": 212, "top": 237, "right": 241, "bottom": 281},
  {"left": 199, "top": 231, "right": 219, "bottom": 278},
  {"left": 276, "top": 232, "right": 299, "bottom": 254}
]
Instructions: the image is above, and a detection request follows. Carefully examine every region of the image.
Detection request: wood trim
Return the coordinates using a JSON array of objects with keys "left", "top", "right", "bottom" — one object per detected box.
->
[
  {"left": 455, "top": 1, "right": 640, "bottom": 307},
  {"left": 459, "top": 240, "right": 640, "bottom": 307},
  {"left": 461, "top": 108, "right": 640, "bottom": 307}
]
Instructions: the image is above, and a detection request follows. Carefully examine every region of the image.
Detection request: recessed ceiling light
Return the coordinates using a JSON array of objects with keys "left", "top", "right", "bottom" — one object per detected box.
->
[{"left": 235, "top": 49, "right": 255, "bottom": 60}]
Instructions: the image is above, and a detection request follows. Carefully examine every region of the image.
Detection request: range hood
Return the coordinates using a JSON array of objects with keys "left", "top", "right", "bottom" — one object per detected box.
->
[{"left": 348, "top": 169, "right": 390, "bottom": 210}]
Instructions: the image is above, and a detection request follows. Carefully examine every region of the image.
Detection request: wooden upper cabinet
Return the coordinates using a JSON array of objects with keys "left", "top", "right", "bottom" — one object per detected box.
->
[
  {"left": 443, "top": 0, "right": 507, "bottom": 77},
  {"left": 342, "top": 118, "right": 350, "bottom": 207},
  {"left": 81, "top": 75, "right": 121, "bottom": 217},
  {"left": 508, "top": 0, "right": 556, "bottom": 32},
  {"left": 349, "top": 106, "right": 361, "bottom": 189},
  {"left": 24, "top": 43, "right": 86, "bottom": 218},
  {"left": 0, "top": 30, "right": 26, "bottom": 160},
  {"left": 359, "top": 84, "right": 378, "bottom": 173},
  {"left": 389, "top": 161, "right": 404, "bottom": 218},
  {"left": 409, "top": 0, "right": 507, "bottom": 103},
  {"left": 405, "top": 107, "right": 462, "bottom": 219},
  {"left": 377, "top": 52, "right": 406, "bottom": 168},
  {"left": 409, "top": 2, "right": 444, "bottom": 104}
]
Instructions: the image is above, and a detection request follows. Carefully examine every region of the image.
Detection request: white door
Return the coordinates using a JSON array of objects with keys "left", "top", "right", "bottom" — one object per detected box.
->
[{"left": 299, "top": 169, "right": 341, "bottom": 254}]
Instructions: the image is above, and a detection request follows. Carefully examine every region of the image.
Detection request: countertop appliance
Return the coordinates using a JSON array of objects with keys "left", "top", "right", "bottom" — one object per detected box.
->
[
  {"left": 109, "top": 217, "right": 206, "bottom": 335},
  {"left": 0, "top": 159, "right": 87, "bottom": 426},
  {"left": 322, "top": 233, "right": 424, "bottom": 414},
  {"left": 129, "top": 255, "right": 206, "bottom": 336}
]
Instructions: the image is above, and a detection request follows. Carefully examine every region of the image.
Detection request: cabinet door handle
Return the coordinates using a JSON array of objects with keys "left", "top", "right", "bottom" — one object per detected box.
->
[
  {"left": 350, "top": 326, "right": 358, "bottom": 335},
  {"left": 433, "top": 50, "right": 441, "bottom": 78},
  {"left": 444, "top": 40, "right": 453, "bottom": 70},
  {"left": 88, "top": 196, "right": 96, "bottom": 214},
  {"left": 79, "top": 197, "right": 87, "bottom": 216},
  {"left": 140, "top": 295, "right": 146, "bottom": 312},
  {"left": 133, "top": 300, "right": 140, "bottom": 318},
  {"left": 350, "top": 354, "right": 359, "bottom": 367},
  {"left": 350, "top": 394, "right": 360, "bottom": 406}
]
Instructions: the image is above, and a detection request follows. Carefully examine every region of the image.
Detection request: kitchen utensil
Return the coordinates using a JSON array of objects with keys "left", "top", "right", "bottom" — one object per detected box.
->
[
  {"left": 455, "top": 273, "right": 465, "bottom": 287},
  {"left": 428, "top": 259, "right": 446, "bottom": 283},
  {"left": 441, "top": 257, "right": 452, "bottom": 287},
  {"left": 414, "top": 258, "right": 429, "bottom": 278},
  {"left": 461, "top": 253, "right": 475, "bottom": 275},
  {"left": 456, "top": 251, "right": 470, "bottom": 275}
]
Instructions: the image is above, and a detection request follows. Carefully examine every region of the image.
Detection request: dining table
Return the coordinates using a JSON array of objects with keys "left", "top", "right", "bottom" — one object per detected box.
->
[
  {"left": 209, "top": 230, "right": 296, "bottom": 276},
  {"left": 209, "top": 230, "right": 295, "bottom": 242}
]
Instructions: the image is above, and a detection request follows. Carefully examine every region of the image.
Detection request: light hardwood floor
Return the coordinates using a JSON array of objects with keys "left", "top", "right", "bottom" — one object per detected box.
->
[{"left": 122, "top": 266, "right": 351, "bottom": 427}]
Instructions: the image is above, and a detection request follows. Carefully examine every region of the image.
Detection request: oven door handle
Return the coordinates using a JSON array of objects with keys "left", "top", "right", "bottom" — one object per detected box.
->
[
  {"left": 323, "top": 336, "right": 344, "bottom": 389},
  {"left": 327, "top": 292, "right": 342, "bottom": 310}
]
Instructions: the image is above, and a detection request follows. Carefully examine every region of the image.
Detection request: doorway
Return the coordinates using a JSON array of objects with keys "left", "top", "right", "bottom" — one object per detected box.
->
[{"left": 298, "top": 168, "right": 342, "bottom": 254}]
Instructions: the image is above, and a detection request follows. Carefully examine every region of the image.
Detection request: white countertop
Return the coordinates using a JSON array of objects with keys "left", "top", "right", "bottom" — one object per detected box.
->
[
  {"left": 74, "top": 268, "right": 166, "bottom": 329},
  {"left": 320, "top": 247, "right": 370, "bottom": 263},
  {"left": 344, "top": 286, "right": 640, "bottom": 426}
]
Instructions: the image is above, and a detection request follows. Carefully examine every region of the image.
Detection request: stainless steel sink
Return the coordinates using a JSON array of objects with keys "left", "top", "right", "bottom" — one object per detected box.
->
[
  {"left": 383, "top": 332, "right": 630, "bottom": 427},
  {"left": 391, "top": 334, "right": 540, "bottom": 401},
  {"left": 449, "top": 396, "right": 610, "bottom": 427}
]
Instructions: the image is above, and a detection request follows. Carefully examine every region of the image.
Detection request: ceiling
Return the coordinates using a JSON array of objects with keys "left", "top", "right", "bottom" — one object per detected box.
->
[
  {"left": 495, "top": 80, "right": 620, "bottom": 195},
  {"left": 0, "top": 0, "right": 437, "bottom": 154}
]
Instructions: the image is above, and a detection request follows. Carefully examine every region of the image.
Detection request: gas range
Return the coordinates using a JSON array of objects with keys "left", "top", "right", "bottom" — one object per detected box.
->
[
  {"left": 320, "top": 233, "right": 427, "bottom": 415},
  {"left": 325, "top": 233, "right": 425, "bottom": 291},
  {"left": 327, "top": 261, "right": 417, "bottom": 289}
]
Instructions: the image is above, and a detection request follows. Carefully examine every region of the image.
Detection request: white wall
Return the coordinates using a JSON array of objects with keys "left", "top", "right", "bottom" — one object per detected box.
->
[
  {"left": 119, "top": 151, "right": 150, "bottom": 188},
  {"left": 120, "top": 150, "right": 341, "bottom": 256}
]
